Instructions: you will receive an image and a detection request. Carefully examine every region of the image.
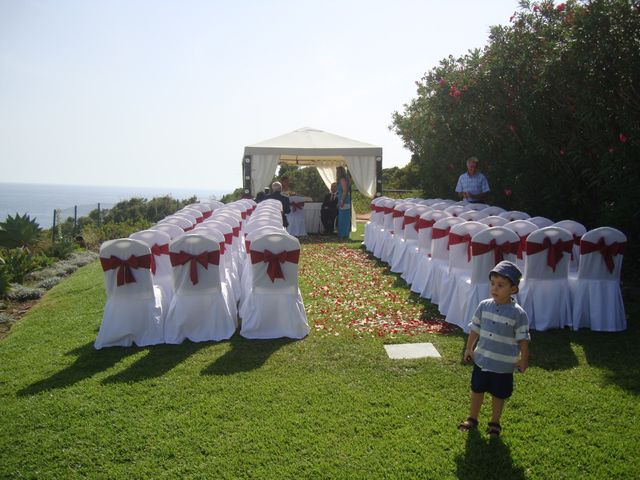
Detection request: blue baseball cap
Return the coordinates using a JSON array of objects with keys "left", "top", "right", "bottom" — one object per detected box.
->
[{"left": 489, "top": 260, "right": 522, "bottom": 287}]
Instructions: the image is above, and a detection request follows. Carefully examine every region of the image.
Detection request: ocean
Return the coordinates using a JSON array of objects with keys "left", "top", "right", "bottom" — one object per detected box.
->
[{"left": 0, "top": 182, "right": 228, "bottom": 229}]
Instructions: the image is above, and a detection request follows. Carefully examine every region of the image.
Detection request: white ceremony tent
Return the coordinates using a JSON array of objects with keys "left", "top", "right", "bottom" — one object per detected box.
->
[{"left": 241, "top": 127, "right": 383, "bottom": 198}]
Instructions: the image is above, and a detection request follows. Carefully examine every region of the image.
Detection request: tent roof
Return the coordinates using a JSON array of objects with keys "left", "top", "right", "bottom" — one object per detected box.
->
[{"left": 244, "top": 127, "right": 382, "bottom": 158}]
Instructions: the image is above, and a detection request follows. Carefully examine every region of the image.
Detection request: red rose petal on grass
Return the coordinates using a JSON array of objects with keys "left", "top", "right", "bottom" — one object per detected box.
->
[{"left": 619, "top": 133, "right": 627, "bottom": 143}]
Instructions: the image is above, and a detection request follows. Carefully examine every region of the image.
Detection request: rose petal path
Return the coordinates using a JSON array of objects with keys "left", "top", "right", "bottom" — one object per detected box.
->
[{"left": 298, "top": 241, "right": 457, "bottom": 337}]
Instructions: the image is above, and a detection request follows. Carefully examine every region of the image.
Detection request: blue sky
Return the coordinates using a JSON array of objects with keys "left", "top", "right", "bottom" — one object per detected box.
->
[{"left": 0, "top": 0, "right": 518, "bottom": 191}]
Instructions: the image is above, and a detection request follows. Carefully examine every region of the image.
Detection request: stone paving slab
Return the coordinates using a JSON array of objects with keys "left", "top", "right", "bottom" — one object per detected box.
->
[{"left": 384, "top": 342, "right": 441, "bottom": 359}]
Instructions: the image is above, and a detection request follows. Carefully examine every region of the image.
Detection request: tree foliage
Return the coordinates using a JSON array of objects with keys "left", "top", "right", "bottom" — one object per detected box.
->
[{"left": 392, "top": 0, "right": 640, "bottom": 239}]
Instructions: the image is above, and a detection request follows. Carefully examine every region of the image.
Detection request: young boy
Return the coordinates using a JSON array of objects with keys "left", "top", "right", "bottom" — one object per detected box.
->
[{"left": 458, "top": 260, "right": 530, "bottom": 438}]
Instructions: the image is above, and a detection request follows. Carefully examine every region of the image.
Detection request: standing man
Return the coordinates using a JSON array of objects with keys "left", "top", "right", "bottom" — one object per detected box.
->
[
  {"left": 267, "top": 181, "right": 291, "bottom": 228},
  {"left": 321, "top": 182, "right": 338, "bottom": 234},
  {"left": 455, "top": 156, "right": 490, "bottom": 203}
]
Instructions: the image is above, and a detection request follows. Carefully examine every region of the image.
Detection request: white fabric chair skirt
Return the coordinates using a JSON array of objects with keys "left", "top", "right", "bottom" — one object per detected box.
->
[
  {"left": 240, "top": 233, "right": 309, "bottom": 339},
  {"left": 164, "top": 234, "right": 236, "bottom": 344},
  {"left": 95, "top": 238, "right": 165, "bottom": 349}
]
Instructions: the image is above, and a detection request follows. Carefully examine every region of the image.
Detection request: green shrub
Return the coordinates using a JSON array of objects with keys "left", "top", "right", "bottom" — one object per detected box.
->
[
  {"left": 0, "top": 213, "right": 43, "bottom": 249},
  {"left": 81, "top": 220, "right": 151, "bottom": 250},
  {"left": 0, "top": 262, "right": 11, "bottom": 297},
  {"left": 0, "top": 312, "right": 15, "bottom": 325},
  {"left": 45, "top": 238, "right": 77, "bottom": 259},
  {"left": 1, "top": 248, "right": 41, "bottom": 283},
  {"left": 34, "top": 276, "right": 62, "bottom": 290},
  {"left": 6, "top": 284, "right": 44, "bottom": 302}
]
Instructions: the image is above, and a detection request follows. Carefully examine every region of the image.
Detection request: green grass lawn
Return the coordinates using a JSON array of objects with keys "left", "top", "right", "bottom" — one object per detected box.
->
[{"left": 1, "top": 230, "right": 639, "bottom": 479}]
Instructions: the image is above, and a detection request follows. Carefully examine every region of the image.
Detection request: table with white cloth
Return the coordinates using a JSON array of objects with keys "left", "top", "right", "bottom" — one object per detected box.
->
[{"left": 304, "top": 203, "right": 322, "bottom": 234}]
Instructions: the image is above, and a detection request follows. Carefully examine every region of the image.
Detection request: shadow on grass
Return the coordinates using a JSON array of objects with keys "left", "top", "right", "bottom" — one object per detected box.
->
[
  {"left": 202, "top": 334, "right": 294, "bottom": 376},
  {"left": 455, "top": 428, "right": 525, "bottom": 480},
  {"left": 18, "top": 342, "right": 136, "bottom": 396},
  {"left": 101, "top": 341, "right": 208, "bottom": 384}
]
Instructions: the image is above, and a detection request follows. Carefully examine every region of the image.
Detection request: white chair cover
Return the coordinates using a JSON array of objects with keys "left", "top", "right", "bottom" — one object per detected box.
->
[
  {"left": 435, "top": 221, "right": 488, "bottom": 315},
  {"left": 372, "top": 199, "right": 397, "bottom": 259},
  {"left": 186, "top": 203, "right": 213, "bottom": 220},
  {"left": 200, "top": 219, "right": 241, "bottom": 302},
  {"left": 443, "top": 204, "right": 470, "bottom": 217},
  {"left": 553, "top": 219, "right": 587, "bottom": 272},
  {"left": 129, "top": 229, "right": 173, "bottom": 313},
  {"left": 571, "top": 227, "right": 626, "bottom": 331},
  {"left": 405, "top": 210, "right": 449, "bottom": 287},
  {"left": 463, "top": 202, "right": 489, "bottom": 211},
  {"left": 286, "top": 195, "right": 308, "bottom": 237},
  {"left": 393, "top": 205, "right": 432, "bottom": 277},
  {"left": 444, "top": 227, "right": 520, "bottom": 331},
  {"left": 482, "top": 206, "right": 507, "bottom": 216},
  {"left": 478, "top": 215, "right": 509, "bottom": 227},
  {"left": 518, "top": 226, "right": 574, "bottom": 331},
  {"left": 239, "top": 225, "right": 287, "bottom": 319},
  {"left": 499, "top": 210, "right": 531, "bottom": 221},
  {"left": 418, "top": 216, "right": 465, "bottom": 301},
  {"left": 389, "top": 201, "right": 418, "bottom": 272},
  {"left": 528, "top": 216, "right": 554, "bottom": 228},
  {"left": 95, "top": 238, "right": 164, "bottom": 349},
  {"left": 240, "top": 232, "right": 309, "bottom": 339},
  {"left": 159, "top": 215, "right": 194, "bottom": 232},
  {"left": 152, "top": 223, "right": 185, "bottom": 240},
  {"left": 503, "top": 220, "right": 538, "bottom": 270},
  {"left": 179, "top": 207, "right": 205, "bottom": 224},
  {"left": 458, "top": 210, "right": 490, "bottom": 221},
  {"left": 164, "top": 234, "right": 236, "bottom": 343},
  {"left": 363, "top": 196, "right": 389, "bottom": 253}
]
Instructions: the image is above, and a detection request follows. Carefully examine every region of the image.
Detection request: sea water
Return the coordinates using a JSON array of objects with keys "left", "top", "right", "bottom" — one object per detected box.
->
[{"left": 0, "top": 182, "right": 228, "bottom": 229}]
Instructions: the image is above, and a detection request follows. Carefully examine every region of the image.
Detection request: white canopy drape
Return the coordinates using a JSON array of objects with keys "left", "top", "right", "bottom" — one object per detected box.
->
[{"left": 243, "top": 127, "right": 382, "bottom": 198}]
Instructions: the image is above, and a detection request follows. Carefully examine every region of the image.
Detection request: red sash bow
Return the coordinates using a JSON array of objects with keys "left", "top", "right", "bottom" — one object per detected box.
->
[
  {"left": 291, "top": 201, "right": 305, "bottom": 212},
  {"left": 526, "top": 237, "right": 573, "bottom": 272},
  {"left": 392, "top": 209, "right": 404, "bottom": 218},
  {"left": 170, "top": 250, "right": 220, "bottom": 285},
  {"left": 448, "top": 232, "right": 472, "bottom": 259},
  {"left": 471, "top": 239, "right": 519, "bottom": 265},
  {"left": 100, "top": 254, "right": 152, "bottom": 286},
  {"left": 383, "top": 206, "right": 394, "bottom": 215},
  {"left": 431, "top": 227, "right": 450, "bottom": 240},
  {"left": 517, "top": 235, "right": 528, "bottom": 259},
  {"left": 202, "top": 211, "right": 213, "bottom": 219},
  {"left": 416, "top": 218, "right": 435, "bottom": 232},
  {"left": 580, "top": 238, "right": 626, "bottom": 274},
  {"left": 250, "top": 248, "right": 300, "bottom": 282},
  {"left": 403, "top": 215, "right": 418, "bottom": 229},
  {"left": 223, "top": 232, "right": 233, "bottom": 245},
  {"left": 149, "top": 243, "right": 169, "bottom": 274}
]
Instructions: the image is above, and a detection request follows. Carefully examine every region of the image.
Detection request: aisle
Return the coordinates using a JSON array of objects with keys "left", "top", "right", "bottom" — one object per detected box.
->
[{"left": 297, "top": 240, "right": 457, "bottom": 337}]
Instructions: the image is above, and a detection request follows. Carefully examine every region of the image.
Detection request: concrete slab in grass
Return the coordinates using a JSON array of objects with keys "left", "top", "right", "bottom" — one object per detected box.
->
[{"left": 384, "top": 343, "right": 441, "bottom": 360}]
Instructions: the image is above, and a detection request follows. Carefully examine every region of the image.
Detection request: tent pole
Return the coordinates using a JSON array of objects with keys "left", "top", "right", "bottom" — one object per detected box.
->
[
  {"left": 376, "top": 155, "right": 383, "bottom": 196},
  {"left": 243, "top": 155, "right": 252, "bottom": 197}
]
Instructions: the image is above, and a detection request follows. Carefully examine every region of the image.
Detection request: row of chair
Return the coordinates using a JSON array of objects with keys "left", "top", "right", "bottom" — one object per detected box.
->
[
  {"left": 363, "top": 197, "right": 627, "bottom": 332},
  {"left": 94, "top": 199, "right": 310, "bottom": 349}
]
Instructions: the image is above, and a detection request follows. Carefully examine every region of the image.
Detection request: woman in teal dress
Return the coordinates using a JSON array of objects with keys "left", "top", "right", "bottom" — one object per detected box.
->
[{"left": 336, "top": 166, "right": 351, "bottom": 239}]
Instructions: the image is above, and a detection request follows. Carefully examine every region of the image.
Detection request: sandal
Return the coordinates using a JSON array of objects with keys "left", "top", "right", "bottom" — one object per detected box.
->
[
  {"left": 458, "top": 417, "right": 478, "bottom": 432},
  {"left": 487, "top": 422, "right": 502, "bottom": 437}
]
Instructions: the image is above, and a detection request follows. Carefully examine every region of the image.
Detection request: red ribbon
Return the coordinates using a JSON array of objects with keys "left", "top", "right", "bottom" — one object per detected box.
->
[
  {"left": 250, "top": 248, "right": 300, "bottom": 282},
  {"left": 516, "top": 235, "right": 528, "bottom": 259},
  {"left": 148, "top": 243, "right": 169, "bottom": 274},
  {"left": 291, "top": 201, "right": 305, "bottom": 212},
  {"left": 471, "top": 239, "right": 520, "bottom": 265},
  {"left": 448, "top": 232, "right": 472, "bottom": 259},
  {"left": 526, "top": 237, "right": 574, "bottom": 272},
  {"left": 392, "top": 209, "right": 404, "bottom": 218},
  {"left": 580, "top": 238, "right": 626, "bottom": 274},
  {"left": 100, "top": 254, "right": 152, "bottom": 286},
  {"left": 169, "top": 250, "right": 220, "bottom": 285},
  {"left": 416, "top": 218, "right": 436, "bottom": 232},
  {"left": 383, "top": 206, "right": 394, "bottom": 215},
  {"left": 202, "top": 211, "right": 213, "bottom": 219},
  {"left": 223, "top": 232, "right": 233, "bottom": 245},
  {"left": 245, "top": 239, "right": 251, "bottom": 252},
  {"left": 403, "top": 215, "right": 418, "bottom": 229},
  {"left": 232, "top": 226, "right": 240, "bottom": 238},
  {"left": 431, "top": 227, "right": 450, "bottom": 240}
]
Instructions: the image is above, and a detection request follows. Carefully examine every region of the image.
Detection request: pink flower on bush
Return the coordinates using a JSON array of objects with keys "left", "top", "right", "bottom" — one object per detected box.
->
[
  {"left": 449, "top": 86, "right": 461, "bottom": 98},
  {"left": 507, "top": 123, "right": 516, "bottom": 132},
  {"left": 557, "top": 3, "right": 566, "bottom": 12},
  {"left": 439, "top": 79, "right": 446, "bottom": 87},
  {"left": 504, "top": 188, "right": 513, "bottom": 197},
  {"left": 559, "top": 148, "right": 565, "bottom": 155},
  {"left": 533, "top": 5, "right": 540, "bottom": 12},
  {"left": 619, "top": 133, "right": 627, "bottom": 143},
  {"left": 608, "top": 147, "right": 615, "bottom": 153}
]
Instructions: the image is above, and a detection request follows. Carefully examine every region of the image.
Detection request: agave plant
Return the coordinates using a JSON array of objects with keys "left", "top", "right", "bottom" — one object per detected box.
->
[{"left": 0, "top": 213, "right": 42, "bottom": 249}]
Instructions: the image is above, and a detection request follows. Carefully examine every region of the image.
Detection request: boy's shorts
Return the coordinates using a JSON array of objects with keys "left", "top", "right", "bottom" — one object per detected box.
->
[{"left": 471, "top": 364, "right": 513, "bottom": 399}]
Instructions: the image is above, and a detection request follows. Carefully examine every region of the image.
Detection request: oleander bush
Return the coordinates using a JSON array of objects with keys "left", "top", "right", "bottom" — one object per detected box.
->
[{"left": 392, "top": 0, "right": 640, "bottom": 244}]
